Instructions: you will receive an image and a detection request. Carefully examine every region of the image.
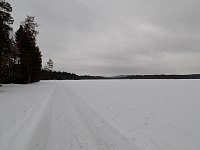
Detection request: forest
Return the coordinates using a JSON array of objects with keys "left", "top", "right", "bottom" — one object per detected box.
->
[
  {"left": 0, "top": 1, "right": 79, "bottom": 84},
  {"left": 0, "top": 1, "right": 42, "bottom": 83}
]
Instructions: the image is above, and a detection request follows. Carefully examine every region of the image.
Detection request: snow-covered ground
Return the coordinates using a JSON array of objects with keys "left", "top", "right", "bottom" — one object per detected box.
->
[{"left": 0, "top": 80, "right": 200, "bottom": 150}]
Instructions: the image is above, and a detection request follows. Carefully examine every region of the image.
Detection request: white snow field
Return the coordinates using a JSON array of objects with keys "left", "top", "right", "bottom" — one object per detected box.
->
[{"left": 0, "top": 80, "right": 200, "bottom": 150}]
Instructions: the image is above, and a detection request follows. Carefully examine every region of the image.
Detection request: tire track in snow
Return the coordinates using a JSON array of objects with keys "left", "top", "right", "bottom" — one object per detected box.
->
[
  {"left": 1, "top": 84, "right": 55, "bottom": 150},
  {"left": 45, "top": 85, "right": 137, "bottom": 150},
  {"left": 1, "top": 83, "right": 137, "bottom": 150}
]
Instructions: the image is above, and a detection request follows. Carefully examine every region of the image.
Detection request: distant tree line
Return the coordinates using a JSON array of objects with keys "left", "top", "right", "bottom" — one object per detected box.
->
[
  {"left": 78, "top": 75, "right": 108, "bottom": 80},
  {"left": 0, "top": 1, "right": 42, "bottom": 84},
  {"left": 110, "top": 74, "right": 200, "bottom": 79},
  {"left": 78, "top": 74, "right": 200, "bottom": 80},
  {"left": 40, "top": 70, "right": 79, "bottom": 80},
  {"left": 40, "top": 59, "right": 79, "bottom": 80}
]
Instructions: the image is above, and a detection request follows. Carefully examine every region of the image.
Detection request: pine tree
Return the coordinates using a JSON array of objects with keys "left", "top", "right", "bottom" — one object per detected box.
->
[
  {"left": 15, "top": 16, "right": 42, "bottom": 83},
  {"left": 0, "top": 0, "right": 14, "bottom": 82}
]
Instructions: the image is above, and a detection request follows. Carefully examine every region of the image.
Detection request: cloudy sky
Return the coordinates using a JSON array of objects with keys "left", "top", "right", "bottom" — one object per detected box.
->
[{"left": 8, "top": 0, "right": 200, "bottom": 76}]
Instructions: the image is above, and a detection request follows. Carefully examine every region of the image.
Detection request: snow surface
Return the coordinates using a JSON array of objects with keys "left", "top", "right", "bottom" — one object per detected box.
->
[{"left": 0, "top": 80, "right": 200, "bottom": 150}]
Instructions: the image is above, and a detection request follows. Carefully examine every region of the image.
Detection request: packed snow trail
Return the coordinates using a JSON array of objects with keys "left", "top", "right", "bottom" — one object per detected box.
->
[
  {"left": 0, "top": 82, "right": 136, "bottom": 150},
  {"left": 1, "top": 80, "right": 200, "bottom": 150},
  {"left": 0, "top": 83, "right": 54, "bottom": 150}
]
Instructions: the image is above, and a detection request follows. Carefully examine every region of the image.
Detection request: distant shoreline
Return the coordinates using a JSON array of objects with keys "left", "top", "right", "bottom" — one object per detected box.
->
[{"left": 79, "top": 74, "right": 200, "bottom": 80}]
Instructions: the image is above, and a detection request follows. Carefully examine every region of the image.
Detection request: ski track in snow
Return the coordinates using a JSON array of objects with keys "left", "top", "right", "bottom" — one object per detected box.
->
[{"left": 0, "top": 82, "right": 136, "bottom": 150}]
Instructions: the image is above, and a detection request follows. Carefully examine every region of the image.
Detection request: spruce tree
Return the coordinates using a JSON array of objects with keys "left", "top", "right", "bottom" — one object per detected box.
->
[
  {"left": 0, "top": 0, "right": 14, "bottom": 82},
  {"left": 15, "top": 16, "right": 42, "bottom": 83}
]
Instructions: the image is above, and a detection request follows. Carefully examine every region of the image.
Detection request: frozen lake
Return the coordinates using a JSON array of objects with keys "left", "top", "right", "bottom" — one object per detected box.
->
[{"left": 0, "top": 80, "right": 200, "bottom": 150}]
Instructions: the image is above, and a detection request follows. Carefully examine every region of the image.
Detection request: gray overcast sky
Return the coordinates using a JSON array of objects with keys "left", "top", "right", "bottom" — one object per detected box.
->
[{"left": 7, "top": 0, "right": 200, "bottom": 76}]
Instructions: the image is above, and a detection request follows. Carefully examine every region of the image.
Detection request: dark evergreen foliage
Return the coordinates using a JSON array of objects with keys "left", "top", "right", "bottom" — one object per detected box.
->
[
  {"left": 79, "top": 75, "right": 108, "bottom": 80},
  {"left": 15, "top": 16, "right": 42, "bottom": 83},
  {"left": 0, "top": 0, "right": 14, "bottom": 82},
  {"left": 40, "top": 70, "right": 79, "bottom": 80}
]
